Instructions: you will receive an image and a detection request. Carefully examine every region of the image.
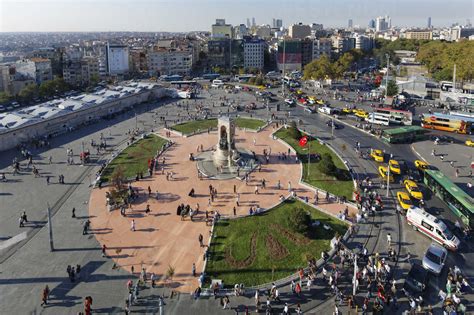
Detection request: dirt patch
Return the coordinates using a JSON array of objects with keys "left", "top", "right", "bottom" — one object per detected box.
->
[
  {"left": 225, "top": 232, "right": 257, "bottom": 269},
  {"left": 271, "top": 224, "right": 311, "bottom": 245},
  {"left": 266, "top": 234, "right": 289, "bottom": 260}
]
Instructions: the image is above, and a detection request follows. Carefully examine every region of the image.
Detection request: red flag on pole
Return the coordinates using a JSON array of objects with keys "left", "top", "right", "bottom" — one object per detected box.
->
[{"left": 299, "top": 136, "right": 308, "bottom": 147}]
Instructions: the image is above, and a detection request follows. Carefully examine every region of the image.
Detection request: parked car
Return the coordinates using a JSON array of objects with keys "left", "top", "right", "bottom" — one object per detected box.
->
[
  {"left": 404, "top": 179, "right": 423, "bottom": 200},
  {"left": 325, "top": 120, "right": 342, "bottom": 129},
  {"left": 397, "top": 191, "right": 413, "bottom": 210},
  {"left": 403, "top": 263, "right": 428, "bottom": 296},
  {"left": 422, "top": 243, "right": 448, "bottom": 275}
]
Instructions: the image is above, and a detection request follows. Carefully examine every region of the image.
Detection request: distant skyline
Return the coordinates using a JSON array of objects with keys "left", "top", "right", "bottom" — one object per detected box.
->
[{"left": 0, "top": 0, "right": 472, "bottom": 32}]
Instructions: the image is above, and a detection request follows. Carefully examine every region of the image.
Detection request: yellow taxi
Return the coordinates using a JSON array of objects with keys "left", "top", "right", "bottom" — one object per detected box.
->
[
  {"left": 414, "top": 160, "right": 429, "bottom": 171},
  {"left": 397, "top": 191, "right": 413, "bottom": 210},
  {"left": 316, "top": 99, "right": 325, "bottom": 105},
  {"left": 389, "top": 159, "right": 401, "bottom": 175},
  {"left": 355, "top": 110, "right": 369, "bottom": 119},
  {"left": 371, "top": 149, "right": 385, "bottom": 162},
  {"left": 404, "top": 179, "right": 423, "bottom": 200},
  {"left": 378, "top": 166, "right": 394, "bottom": 182},
  {"left": 342, "top": 108, "right": 353, "bottom": 114},
  {"left": 466, "top": 139, "right": 474, "bottom": 147},
  {"left": 296, "top": 90, "right": 304, "bottom": 95}
]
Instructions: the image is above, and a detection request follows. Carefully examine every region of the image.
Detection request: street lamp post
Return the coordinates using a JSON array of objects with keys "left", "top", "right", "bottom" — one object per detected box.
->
[
  {"left": 386, "top": 162, "right": 390, "bottom": 197},
  {"left": 385, "top": 54, "right": 390, "bottom": 99}
]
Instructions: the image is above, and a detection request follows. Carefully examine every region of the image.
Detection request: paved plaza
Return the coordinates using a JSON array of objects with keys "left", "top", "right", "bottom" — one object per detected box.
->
[{"left": 89, "top": 123, "right": 357, "bottom": 293}]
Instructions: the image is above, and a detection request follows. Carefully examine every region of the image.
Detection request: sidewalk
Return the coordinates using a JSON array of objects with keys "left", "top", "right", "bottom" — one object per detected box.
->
[{"left": 412, "top": 140, "right": 473, "bottom": 197}]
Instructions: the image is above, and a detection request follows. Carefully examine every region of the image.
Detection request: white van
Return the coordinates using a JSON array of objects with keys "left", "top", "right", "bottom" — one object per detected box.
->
[
  {"left": 406, "top": 206, "right": 460, "bottom": 251},
  {"left": 318, "top": 106, "right": 334, "bottom": 115},
  {"left": 211, "top": 79, "right": 224, "bottom": 88}
]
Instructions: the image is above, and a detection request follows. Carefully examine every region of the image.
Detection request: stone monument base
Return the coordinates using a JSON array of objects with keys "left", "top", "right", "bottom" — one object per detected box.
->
[{"left": 196, "top": 149, "right": 258, "bottom": 180}]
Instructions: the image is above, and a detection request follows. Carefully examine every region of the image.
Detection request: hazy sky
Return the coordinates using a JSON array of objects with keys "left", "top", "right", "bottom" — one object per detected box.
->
[{"left": 0, "top": 0, "right": 472, "bottom": 32}]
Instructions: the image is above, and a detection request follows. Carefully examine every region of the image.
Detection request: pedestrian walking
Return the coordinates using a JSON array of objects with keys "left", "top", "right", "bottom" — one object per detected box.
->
[
  {"left": 198, "top": 234, "right": 204, "bottom": 247},
  {"left": 233, "top": 207, "right": 236, "bottom": 216},
  {"left": 72, "top": 207, "right": 76, "bottom": 218},
  {"left": 387, "top": 233, "right": 391, "bottom": 247},
  {"left": 192, "top": 263, "right": 196, "bottom": 277},
  {"left": 40, "top": 285, "right": 50, "bottom": 306},
  {"left": 102, "top": 244, "right": 107, "bottom": 257},
  {"left": 131, "top": 219, "right": 136, "bottom": 232}
]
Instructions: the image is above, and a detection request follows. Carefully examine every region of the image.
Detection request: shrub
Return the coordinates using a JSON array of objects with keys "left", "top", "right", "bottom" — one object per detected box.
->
[
  {"left": 111, "top": 165, "right": 126, "bottom": 189},
  {"left": 319, "top": 153, "right": 337, "bottom": 176},
  {"left": 288, "top": 208, "right": 311, "bottom": 235}
]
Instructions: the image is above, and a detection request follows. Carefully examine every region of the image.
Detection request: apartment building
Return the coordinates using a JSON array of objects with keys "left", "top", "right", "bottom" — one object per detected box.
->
[
  {"left": 15, "top": 58, "right": 53, "bottom": 85},
  {"left": 243, "top": 38, "right": 265, "bottom": 70},
  {"left": 405, "top": 30, "right": 433, "bottom": 40},
  {"left": 147, "top": 48, "right": 193, "bottom": 76}
]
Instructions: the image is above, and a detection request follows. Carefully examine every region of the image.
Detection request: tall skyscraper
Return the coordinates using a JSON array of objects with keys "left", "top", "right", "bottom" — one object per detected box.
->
[
  {"left": 246, "top": 18, "right": 250, "bottom": 28},
  {"left": 375, "top": 16, "right": 390, "bottom": 32},
  {"left": 348, "top": 19, "right": 353, "bottom": 29},
  {"left": 252, "top": 17, "right": 256, "bottom": 27},
  {"left": 368, "top": 19, "right": 376, "bottom": 29},
  {"left": 427, "top": 17, "right": 432, "bottom": 28},
  {"left": 273, "top": 18, "right": 283, "bottom": 28}
]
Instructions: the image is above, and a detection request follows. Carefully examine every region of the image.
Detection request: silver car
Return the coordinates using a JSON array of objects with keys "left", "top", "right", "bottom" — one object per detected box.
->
[{"left": 422, "top": 243, "right": 448, "bottom": 275}]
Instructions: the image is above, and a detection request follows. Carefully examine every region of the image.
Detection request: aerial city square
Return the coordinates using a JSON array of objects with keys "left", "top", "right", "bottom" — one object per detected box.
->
[{"left": 0, "top": 0, "right": 473, "bottom": 314}]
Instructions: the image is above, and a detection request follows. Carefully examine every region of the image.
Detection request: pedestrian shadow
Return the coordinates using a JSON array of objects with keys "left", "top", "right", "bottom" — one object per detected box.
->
[
  {"left": 157, "top": 193, "right": 181, "bottom": 203},
  {"left": 153, "top": 212, "right": 170, "bottom": 217},
  {"left": 136, "top": 228, "right": 158, "bottom": 233},
  {"left": 90, "top": 228, "right": 113, "bottom": 235}
]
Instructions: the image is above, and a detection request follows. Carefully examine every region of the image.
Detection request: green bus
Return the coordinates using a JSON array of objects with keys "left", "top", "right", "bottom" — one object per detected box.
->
[
  {"left": 424, "top": 169, "right": 474, "bottom": 228},
  {"left": 381, "top": 126, "right": 429, "bottom": 144}
]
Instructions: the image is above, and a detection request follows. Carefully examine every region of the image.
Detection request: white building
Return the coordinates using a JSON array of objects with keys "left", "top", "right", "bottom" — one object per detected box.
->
[
  {"left": 376, "top": 16, "right": 391, "bottom": 32},
  {"left": 312, "top": 38, "right": 332, "bottom": 59},
  {"left": 14, "top": 58, "right": 52, "bottom": 84},
  {"left": 353, "top": 34, "right": 374, "bottom": 51},
  {"left": 147, "top": 49, "right": 193, "bottom": 76},
  {"left": 254, "top": 25, "right": 272, "bottom": 39},
  {"left": 106, "top": 43, "right": 129, "bottom": 75},
  {"left": 244, "top": 39, "right": 265, "bottom": 70},
  {"left": 289, "top": 23, "right": 311, "bottom": 39}
]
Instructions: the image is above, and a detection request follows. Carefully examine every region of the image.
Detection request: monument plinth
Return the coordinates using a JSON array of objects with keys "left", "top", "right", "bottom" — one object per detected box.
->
[{"left": 195, "top": 116, "right": 257, "bottom": 180}]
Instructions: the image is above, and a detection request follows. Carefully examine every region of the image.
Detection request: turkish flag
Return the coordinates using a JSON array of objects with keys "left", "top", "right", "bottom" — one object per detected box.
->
[{"left": 299, "top": 136, "right": 308, "bottom": 147}]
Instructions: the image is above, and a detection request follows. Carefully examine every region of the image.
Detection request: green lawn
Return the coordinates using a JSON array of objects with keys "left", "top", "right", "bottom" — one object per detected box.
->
[
  {"left": 172, "top": 119, "right": 217, "bottom": 135},
  {"left": 101, "top": 134, "right": 168, "bottom": 183},
  {"left": 205, "top": 199, "right": 348, "bottom": 286},
  {"left": 171, "top": 118, "right": 265, "bottom": 135},
  {"left": 235, "top": 117, "right": 266, "bottom": 130},
  {"left": 275, "top": 128, "right": 354, "bottom": 200}
]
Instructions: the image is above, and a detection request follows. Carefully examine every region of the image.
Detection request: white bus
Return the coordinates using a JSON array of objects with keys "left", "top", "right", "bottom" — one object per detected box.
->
[
  {"left": 366, "top": 113, "right": 390, "bottom": 125},
  {"left": 366, "top": 108, "right": 413, "bottom": 126}
]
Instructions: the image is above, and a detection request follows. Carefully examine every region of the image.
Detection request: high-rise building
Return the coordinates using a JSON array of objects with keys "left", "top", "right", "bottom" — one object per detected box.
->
[
  {"left": 289, "top": 23, "right": 311, "bottom": 39},
  {"left": 312, "top": 38, "right": 332, "bottom": 60},
  {"left": 106, "top": 43, "right": 129, "bottom": 75},
  {"left": 273, "top": 18, "right": 283, "bottom": 29},
  {"left": 243, "top": 37, "right": 265, "bottom": 70},
  {"left": 246, "top": 18, "right": 251, "bottom": 28},
  {"left": 375, "top": 16, "right": 390, "bottom": 32},
  {"left": 212, "top": 19, "right": 233, "bottom": 38},
  {"left": 252, "top": 17, "right": 256, "bottom": 27},
  {"left": 277, "top": 39, "right": 302, "bottom": 72},
  {"left": 427, "top": 17, "right": 432, "bottom": 29},
  {"left": 368, "top": 19, "right": 376, "bottom": 29},
  {"left": 348, "top": 19, "right": 353, "bottom": 29}
]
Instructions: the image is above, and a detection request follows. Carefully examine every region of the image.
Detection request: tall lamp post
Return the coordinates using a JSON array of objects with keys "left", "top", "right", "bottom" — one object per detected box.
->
[
  {"left": 385, "top": 54, "right": 390, "bottom": 100},
  {"left": 386, "top": 162, "right": 390, "bottom": 197}
]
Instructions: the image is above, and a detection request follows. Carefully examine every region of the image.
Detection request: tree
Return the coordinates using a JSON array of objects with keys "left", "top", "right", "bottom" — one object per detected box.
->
[
  {"left": 288, "top": 208, "right": 311, "bottom": 235},
  {"left": 303, "top": 55, "right": 333, "bottom": 81},
  {"left": 333, "top": 52, "right": 354, "bottom": 78},
  {"left": 319, "top": 153, "right": 336, "bottom": 176},
  {"left": 0, "top": 92, "right": 11, "bottom": 104},
  {"left": 111, "top": 165, "right": 126, "bottom": 190},
  {"left": 18, "top": 84, "right": 39, "bottom": 102},
  {"left": 248, "top": 77, "right": 256, "bottom": 84},
  {"left": 255, "top": 76, "right": 263, "bottom": 86},
  {"left": 386, "top": 80, "right": 398, "bottom": 97},
  {"left": 287, "top": 121, "right": 301, "bottom": 139}
]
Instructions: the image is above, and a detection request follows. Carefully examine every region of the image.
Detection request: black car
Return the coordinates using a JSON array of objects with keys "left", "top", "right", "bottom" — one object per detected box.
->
[
  {"left": 326, "top": 120, "right": 342, "bottom": 129},
  {"left": 403, "top": 263, "right": 428, "bottom": 296},
  {"left": 401, "top": 160, "right": 423, "bottom": 183},
  {"left": 430, "top": 134, "right": 457, "bottom": 144}
]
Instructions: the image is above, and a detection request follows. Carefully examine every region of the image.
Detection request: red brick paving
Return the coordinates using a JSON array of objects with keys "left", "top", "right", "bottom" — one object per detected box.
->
[{"left": 88, "top": 124, "right": 356, "bottom": 292}]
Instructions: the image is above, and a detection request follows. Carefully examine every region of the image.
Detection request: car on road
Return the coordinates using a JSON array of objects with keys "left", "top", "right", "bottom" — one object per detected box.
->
[
  {"left": 370, "top": 149, "right": 384, "bottom": 162},
  {"left": 397, "top": 191, "right": 413, "bottom": 210},
  {"left": 325, "top": 120, "right": 342, "bottom": 129},
  {"left": 389, "top": 159, "right": 401, "bottom": 175},
  {"left": 414, "top": 160, "right": 430, "bottom": 171},
  {"left": 304, "top": 106, "right": 316, "bottom": 113},
  {"left": 465, "top": 139, "right": 474, "bottom": 147},
  {"left": 284, "top": 98, "right": 295, "bottom": 106},
  {"left": 378, "top": 166, "right": 394, "bottom": 182},
  {"left": 355, "top": 110, "right": 369, "bottom": 119},
  {"left": 422, "top": 243, "right": 448, "bottom": 275},
  {"left": 403, "top": 263, "right": 428, "bottom": 296},
  {"left": 316, "top": 99, "right": 325, "bottom": 105},
  {"left": 430, "top": 134, "right": 456, "bottom": 144},
  {"left": 404, "top": 179, "right": 423, "bottom": 200},
  {"left": 401, "top": 161, "right": 423, "bottom": 183},
  {"left": 297, "top": 98, "right": 308, "bottom": 105}
]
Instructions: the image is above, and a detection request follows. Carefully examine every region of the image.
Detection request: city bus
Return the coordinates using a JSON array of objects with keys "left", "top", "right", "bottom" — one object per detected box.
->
[
  {"left": 421, "top": 113, "right": 474, "bottom": 134},
  {"left": 367, "top": 108, "right": 413, "bottom": 126},
  {"left": 423, "top": 169, "right": 474, "bottom": 228},
  {"left": 381, "top": 126, "right": 429, "bottom": 143},
  {"left": 203, "top": 73, "right": 220, "bottom": 80},
  {"left": 234, "top": 74, "right": 255, "bottom": 82}
]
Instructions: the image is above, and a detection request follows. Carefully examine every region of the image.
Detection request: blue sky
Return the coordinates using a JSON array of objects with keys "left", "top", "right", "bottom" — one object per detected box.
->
[{"left": 0, "top": 0, "right": 472, "bottom": 32}]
